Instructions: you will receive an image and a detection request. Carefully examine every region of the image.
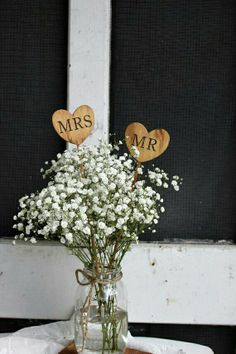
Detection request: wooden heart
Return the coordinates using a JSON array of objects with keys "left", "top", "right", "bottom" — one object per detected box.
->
[
  {"left": 125, "top": 122, "right": 170, "bottom": 162},
  {"left": 52, "top": 105, "right": 94, "bottom": 145}
]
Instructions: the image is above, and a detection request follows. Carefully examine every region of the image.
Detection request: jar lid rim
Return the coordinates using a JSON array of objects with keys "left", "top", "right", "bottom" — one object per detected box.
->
[{"left": 83, "top": 265, "right": 122, "bottom": 277}]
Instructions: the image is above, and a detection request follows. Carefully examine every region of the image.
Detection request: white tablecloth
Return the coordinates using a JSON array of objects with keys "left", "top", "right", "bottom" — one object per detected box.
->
[{"left": 0, "top": 320, "right": 214, "bottom": 354}]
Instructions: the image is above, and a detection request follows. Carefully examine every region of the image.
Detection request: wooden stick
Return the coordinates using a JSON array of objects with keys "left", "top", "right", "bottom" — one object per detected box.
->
[{"left": 131, "top": 162, "right": 141, "bottom": 191}]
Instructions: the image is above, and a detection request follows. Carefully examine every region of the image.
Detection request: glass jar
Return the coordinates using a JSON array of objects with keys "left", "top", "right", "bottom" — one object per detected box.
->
[{"left": 74, "top": 267, "right": 128, "bottom": 354}]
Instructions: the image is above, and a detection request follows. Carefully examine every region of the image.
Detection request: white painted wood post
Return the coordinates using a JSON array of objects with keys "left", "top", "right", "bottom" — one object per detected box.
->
[
  {"left": 67, "top": 0, "right": 111, "bottom": 147},
  {"left": 0, "top": 240, "right": 236, "bottom": 325},
  {"left": 0, "top": 1, "right": 235, "bottom": 334}
]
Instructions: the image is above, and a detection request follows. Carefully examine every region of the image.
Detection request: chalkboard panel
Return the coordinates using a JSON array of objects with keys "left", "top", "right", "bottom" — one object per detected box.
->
[
  {"left": 0, "top": 1, "right": 67, "bottom": 236},
  {"left": 110, "top": 0, "right": 236, "bottom": 241}
]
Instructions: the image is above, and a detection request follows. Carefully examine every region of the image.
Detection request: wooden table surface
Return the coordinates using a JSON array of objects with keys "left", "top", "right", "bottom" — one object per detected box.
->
[{"left": 59, "top": 341, "right": 151, "bottom": 354}]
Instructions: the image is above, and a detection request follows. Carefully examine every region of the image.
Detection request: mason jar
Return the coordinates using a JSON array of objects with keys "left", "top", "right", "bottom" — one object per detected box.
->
[{"left": 74, "top": 267, "right": 128, "bottom": 353}]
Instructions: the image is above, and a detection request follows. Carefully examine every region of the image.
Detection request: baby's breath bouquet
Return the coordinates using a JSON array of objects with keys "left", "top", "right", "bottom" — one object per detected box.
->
[{"left": 13, "top": 139, "right": 181, "bottom": 353}]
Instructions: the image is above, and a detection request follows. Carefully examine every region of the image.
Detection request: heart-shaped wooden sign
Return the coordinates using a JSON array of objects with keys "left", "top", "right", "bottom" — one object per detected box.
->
[
  {"left": 125, "top": 122, "right": 170, "bottom": 162},
  {"left": 52, "top": 105, "right": 94, "bottom": 145}
]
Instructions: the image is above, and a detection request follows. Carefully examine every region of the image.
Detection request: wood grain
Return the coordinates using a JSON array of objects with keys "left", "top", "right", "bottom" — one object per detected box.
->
[
  {"left": 125, "top": 122, "right": 170, "bottom": 162},
  {"left": 58, "top": 342, "right": 151, "bottom": 354},
  {"left": 52, "top": 105, "right": 94, "bottom": 146}
]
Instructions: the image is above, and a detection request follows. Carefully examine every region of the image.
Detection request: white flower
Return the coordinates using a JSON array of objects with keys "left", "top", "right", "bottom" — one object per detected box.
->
[
  {"left": 83, "top": 226, "right": 91, "bottom": 235},
  {"left": 77, "top": 182, "right": 83, "bottom": 188},
  {"left": 115, "top": 205, "right": 122, "bottom": 213},
  {"left": 65, "top": 233, "right": 73, "bottom": 243},
  {"left": 123, "top": 197, "right": 130, "bottom": 204},
  {"left": 104, "top": 227, "right": 113, "bottom": 236},
  {"left": 52, "top": 202, "right": 59, "bottom": 210},
  {"left": 45, "top": 197, "right": 52, "bottom": 204},
  {"left": 13, "top": 138, "right": 181, "bottom": 266},
  {"left": 92, "top": 176, "right": 99, "bottom": 183},
  {"left": 61, "top": 221, "right": 68, "bottom": 228},
  {"left": 137, "top": 167, "right": 143, "bottom": 174},
  {"left": 69, "top": 211, "right": 75, "bottom": 218},
  {"left": 123, "top": 160, "right": 132, "bottom": 168},
  {"left": 71, "top": 202, "right": 78, "bottom": 210},
  {"left": 108, "top": 183, "right": 116, "bottom": 191},
  {"left": 130, "top": 145, "right": 140, "bottom": 158},
  {"left": 36, "top": 200, "right": 42, "bottom": 207},
  {"left": 116, "top": 218, "right": 125, "bottom": 229},
  {"left": 52, "top": 221, "right": 59, "bottom": 232},
  {"left": 80, "top": 206, "right": 87, "bottom": 214},
  {"left": 17, "top": 223, "right": 24, "bottom": 231},
  {"left": 63, "top": 204, "right": 69, "bottom": 211},
  {"left": 99, "top": 173, "right": 108, "bottom": 184},
  {"left": 75, "top": 220, "right": 83, "bottom": 230},
  {"left": 98, "top": 221, "right": 106, "bottom": 230},
  {"left": 68, "top": 166, "right": 74, "bottom": 172},
  {"left": 80, "top": 213, "right": 87, "bottom": 222},
  {"left": 156, "top": 193, "right": 160, "bottom": 200},
  {"left": 93, "top": 196, "right": 99, "bottom": 203},
  {"left": 157, "top": 179, "right": 162, "bottom": 186},
  {"left": 25, "top": 225, "right": 32, "bottom": 235},
  {"left": 119, "top": 172, "right": 126, "bottom": 181},
  {"left": 60, "top": 237, "right": 66, "bottom": 244}
]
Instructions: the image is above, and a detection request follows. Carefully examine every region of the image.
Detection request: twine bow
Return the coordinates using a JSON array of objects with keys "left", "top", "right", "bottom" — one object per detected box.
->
[{"left": 75, "top": 268, "right": 123, "bottom": 286}]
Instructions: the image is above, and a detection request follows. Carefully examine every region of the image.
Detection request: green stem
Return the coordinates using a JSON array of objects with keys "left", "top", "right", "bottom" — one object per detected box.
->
[{"left": 95, "top": 281, "right": 121, "bottom": 353}]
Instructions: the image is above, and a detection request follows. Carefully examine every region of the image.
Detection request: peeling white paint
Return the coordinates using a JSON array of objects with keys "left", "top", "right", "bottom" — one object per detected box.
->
[{"left": 0, "top": 240, "right": 235, "bottom": 325}]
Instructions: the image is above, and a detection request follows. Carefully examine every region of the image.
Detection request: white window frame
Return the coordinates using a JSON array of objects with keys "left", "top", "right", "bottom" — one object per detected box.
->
[{"left": 0, "top": 0, "right": 235, "bottom": 325}]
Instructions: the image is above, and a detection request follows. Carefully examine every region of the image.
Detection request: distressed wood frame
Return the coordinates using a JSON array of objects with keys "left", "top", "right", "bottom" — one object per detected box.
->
[{"left": 0, "top": 0, "right": 235, "bottom": 325}]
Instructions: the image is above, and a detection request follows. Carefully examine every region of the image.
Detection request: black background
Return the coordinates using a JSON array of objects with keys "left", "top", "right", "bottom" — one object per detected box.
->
[
  {"left": 0, "top": 0, "right": 235, "bottom": 242},
  {"left": 0, "top": 1, "right": 235, "bottom": 353},
  {"left": 110, "top": 0, "right": 236, "bottom": 242},
  {"left": 0, "top": 0, "right": 67, "bottom": 237}
]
